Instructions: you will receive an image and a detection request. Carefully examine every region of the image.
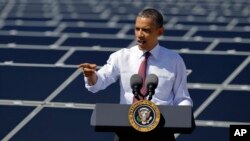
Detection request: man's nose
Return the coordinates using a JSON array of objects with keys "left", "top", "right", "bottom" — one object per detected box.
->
[{"left": 138, "top": 30, "right": 144, "bottom": 38}]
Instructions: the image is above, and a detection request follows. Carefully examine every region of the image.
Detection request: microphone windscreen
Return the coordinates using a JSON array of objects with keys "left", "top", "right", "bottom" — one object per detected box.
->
[
  {"left": 146, "top": 74, "right": 158, "bottom": 88},
  {"left": 130, "top": 74, "right": 143, "bottom": 88}
]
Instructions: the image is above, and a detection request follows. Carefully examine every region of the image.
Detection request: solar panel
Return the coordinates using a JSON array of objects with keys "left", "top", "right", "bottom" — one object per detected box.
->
[
  {"left": 0, "top": 48, "right": 66, "bottom": 64},
  {"left": 197, "top": 90, "right": 250, "bottom": 122},
  {"left": 65, "top": 50, "right": 112, "bottom": 65},
  {"left": 194, "top": 31, "right": 250, "bottom": 38},
  {"left": 0, "top": 35, "right": 59, "bottom": 45},
  {"left": 214, "top": 42, "right": 250, "bottom": 52},
  {"left": 181, "top": 54, "right": 247, "bottom": 83},
  {"left": 231, "top": 64, "right": 250, "bottom": 85},
  {"left": 9, "top": 108, "right": 114, "bottom": 141},
  {"left": 62, "top": 37, "right": 133, "bottom": 47},
  {"left": 1, "top": 25, "right": 56, "bottom": 32},
  {"left": 160, "top": 40, "right": 211, "bottom": 50},
  {"left": 0, "top": 66, "right": 75, "bottom": 101},
  {"left": 63, "top": 27, "right": 121, "bottom": 34},
  {"left": 52, "top": 76, "right": 120, "bottom": 104},
  {"left": 0, "top": 106, "right": 34, "bottom": 140}
]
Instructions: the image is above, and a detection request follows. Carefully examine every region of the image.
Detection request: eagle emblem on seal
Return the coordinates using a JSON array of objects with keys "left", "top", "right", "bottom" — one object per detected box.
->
[{"left": 137, "top": 107, "right": 153, "bottom": 125}]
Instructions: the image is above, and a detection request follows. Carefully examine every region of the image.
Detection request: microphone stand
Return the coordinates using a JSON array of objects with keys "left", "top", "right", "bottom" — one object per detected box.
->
[
  {"left": 147, "top": 89, "right": 155, "bottom": 101},
  {"left": 132, "top": 89, "right": 141, "bottom": 101},
  {"left": 148, "top": 92, "right": 154, "bottom": 101}
]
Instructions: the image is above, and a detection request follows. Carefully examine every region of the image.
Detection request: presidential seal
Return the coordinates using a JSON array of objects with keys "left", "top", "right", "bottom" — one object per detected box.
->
[{"left": 128, "top": 100, "right": 161, "bottom": 132}]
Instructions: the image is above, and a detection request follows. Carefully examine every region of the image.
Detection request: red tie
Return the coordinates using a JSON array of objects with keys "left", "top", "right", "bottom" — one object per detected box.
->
[{"left": 133, "top": 52, "right": 150, "bottom": 103}]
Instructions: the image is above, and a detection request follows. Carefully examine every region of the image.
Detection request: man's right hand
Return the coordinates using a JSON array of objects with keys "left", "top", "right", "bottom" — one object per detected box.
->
[{"left": 78, "top": 63, "right": 97, "bottom": 85}]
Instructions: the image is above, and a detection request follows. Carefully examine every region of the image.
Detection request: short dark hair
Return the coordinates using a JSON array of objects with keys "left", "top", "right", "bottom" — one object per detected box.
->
[{"left": 137, "top": 8, "right": 164, "bottom": 28}]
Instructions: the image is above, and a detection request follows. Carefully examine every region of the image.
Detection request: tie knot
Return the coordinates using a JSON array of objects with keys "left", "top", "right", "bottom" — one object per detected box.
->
[{"left": 144, "top": 52, "right": 151, "bottom": 59}]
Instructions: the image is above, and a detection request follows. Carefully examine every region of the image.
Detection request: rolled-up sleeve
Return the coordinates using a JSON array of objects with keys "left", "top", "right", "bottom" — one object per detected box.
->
[
  {"left": 173, "top": 57, "right": 193, "bottom": 106},
  {"left": 84, "top": 72, "right": 104, "bottom": 93},
  {"left": 84, "top": 52, "right": 120, "bottom": 93}
]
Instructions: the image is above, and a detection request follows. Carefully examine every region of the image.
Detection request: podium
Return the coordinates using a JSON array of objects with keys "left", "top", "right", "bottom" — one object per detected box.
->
[{"left": 91, "top": 103, "right": 195, "bottom": 141}]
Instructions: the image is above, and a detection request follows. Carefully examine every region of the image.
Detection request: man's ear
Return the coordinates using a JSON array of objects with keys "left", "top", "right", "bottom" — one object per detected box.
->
[{"left": 158, "top": 27, "right": 164, "bottom": 36}]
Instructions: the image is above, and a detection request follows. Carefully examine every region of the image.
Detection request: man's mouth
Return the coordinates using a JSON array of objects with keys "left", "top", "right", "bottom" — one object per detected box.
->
[{"left": 137, "top": 40, "right": 146, "bottom": 46}]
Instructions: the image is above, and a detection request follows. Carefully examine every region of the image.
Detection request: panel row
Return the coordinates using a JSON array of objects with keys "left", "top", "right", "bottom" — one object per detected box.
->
[
  {"left": 2, "top": 0, "right": 249, "bottom": 19},
  {"left": 1, "top": 89, "right": 249, "bottom": 141},
  {"left": 2, "top": 26, "right": 250, "bottom": 39},
  {"left": 0, "top": 106, "right": 114, "bottom": 141},
  {"left": 0, "top": 64, "right": 249, "bottom": 103},
  {"left": 1, "top": 37, "right": 250, "bottom": 51}
]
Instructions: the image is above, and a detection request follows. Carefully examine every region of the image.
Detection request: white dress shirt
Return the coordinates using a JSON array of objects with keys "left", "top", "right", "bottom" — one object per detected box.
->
[{"left": 85, "top": 44, "right": 193, "bottom": 106}]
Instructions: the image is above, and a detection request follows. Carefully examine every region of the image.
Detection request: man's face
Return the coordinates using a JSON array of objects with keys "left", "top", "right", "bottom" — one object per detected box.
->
[{"left": 135, "top": 17, "right": 164, "bottom": 51}]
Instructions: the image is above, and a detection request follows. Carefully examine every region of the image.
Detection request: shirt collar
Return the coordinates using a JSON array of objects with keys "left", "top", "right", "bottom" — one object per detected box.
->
[{"left": 137, "top": 43, "right": 160, "bottom": 60}]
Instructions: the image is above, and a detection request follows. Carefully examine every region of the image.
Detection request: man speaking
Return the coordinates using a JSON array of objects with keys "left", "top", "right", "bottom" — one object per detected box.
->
[{"left": 79, "top": 8, "right": 193, "bottom": 141}]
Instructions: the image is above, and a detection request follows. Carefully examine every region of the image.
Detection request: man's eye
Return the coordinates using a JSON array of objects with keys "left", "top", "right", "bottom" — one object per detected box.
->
[{"left": 143, "top": 29, "right": 150, "bottom": 32}]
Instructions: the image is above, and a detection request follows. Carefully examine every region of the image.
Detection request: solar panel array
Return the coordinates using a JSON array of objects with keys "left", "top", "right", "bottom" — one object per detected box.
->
[{"left": 0, "top": 0, "right": 250, "bottom": 141}]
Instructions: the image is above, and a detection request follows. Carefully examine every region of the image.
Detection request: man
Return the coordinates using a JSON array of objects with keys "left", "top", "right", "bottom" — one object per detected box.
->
[{"left": 79, "top": 8, "right": 193, "bottom": 141}]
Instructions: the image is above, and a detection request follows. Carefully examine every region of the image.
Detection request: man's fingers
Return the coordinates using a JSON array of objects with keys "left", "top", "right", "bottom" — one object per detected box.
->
[
  {"left": 89, "top": 64, "right": 97, "bottom": 69},
  {"left": 83, "top": 67, "right": 95, "bottom": 72},
  {"left": 78, "top": 63, "right": 97, "bottom": 69},
  {"left": 82, "top": 67, "right": 95, "bottom": 77},
  {"left": 78, "top": 63, "right": 89, "bottom": 68},
  {"left": 78, "top": 63, "right": 97, "bottom": 77}
]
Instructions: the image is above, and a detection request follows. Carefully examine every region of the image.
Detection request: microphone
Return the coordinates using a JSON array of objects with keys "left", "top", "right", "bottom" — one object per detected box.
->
[
  {"left": 130, "top": 74, "right": 143, "bottom": 100},
  {"left": 146, "top": 74, "right": 158, "bottom": 101}
]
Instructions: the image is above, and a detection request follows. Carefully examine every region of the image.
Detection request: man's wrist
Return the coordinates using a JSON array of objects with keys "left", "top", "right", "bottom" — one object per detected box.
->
[{"left": 87, "top": 74, "right": 97, "bottom": 86}]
